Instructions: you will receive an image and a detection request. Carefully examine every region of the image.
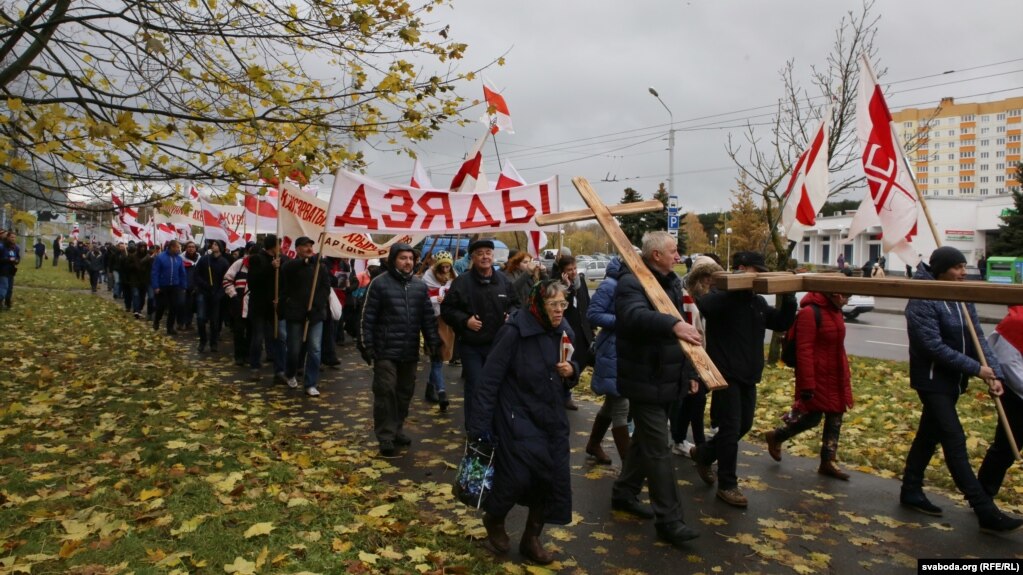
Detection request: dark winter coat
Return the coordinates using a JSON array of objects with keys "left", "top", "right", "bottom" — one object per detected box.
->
[
  {"left": 193, "top": 253, "right": 231, "bottom": 296},
  {"left": 563, "top": 275, "right": 593, "bottom": 367},
  {"left": 85, "top": 248, "right": 105, "bottom": 273},
  {"left": 614, "top": 262, "right": 698, "bottom": 404},
  {"left": 905, "top": 265, "right": 1003, "bottom": 395},
  {"left": 467, "top": 309, "right": 579, "bottom": 525},
  {"left": 359, "top": 256, "right": 441, "bottom": 362},
  {"left": 696, "top": 286, "right": 797, "bottom": 386},
  {"left": 150, "top": 251, "right": 187, "bottom": 289},
  {"left": 247, "top": 250, "right": 285, "bottom": 320},
  {"left": 279, "top": 255, "right": 330, "bottom": 323},
  {"left": 793, "top": 292, "right": 852, "bottom": 413},
  {"left": 441, "top": 267, "right": 518, "bottom": 346},
  {"left": 122, "top": 253, "right": 144, "bottom": 287},
  {"left": 587, "top": 257, "right": 623, "bottom": 396}
]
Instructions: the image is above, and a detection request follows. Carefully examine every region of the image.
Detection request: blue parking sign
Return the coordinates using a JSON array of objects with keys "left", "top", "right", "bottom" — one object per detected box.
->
[{"left": 668, "top": 214, "right": 680, "bottom": 229}]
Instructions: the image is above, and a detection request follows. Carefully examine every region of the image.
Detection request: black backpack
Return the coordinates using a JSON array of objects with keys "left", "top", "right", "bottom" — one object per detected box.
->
[{"left": 780, "top": 303, "right": 821, "bottom": 368}]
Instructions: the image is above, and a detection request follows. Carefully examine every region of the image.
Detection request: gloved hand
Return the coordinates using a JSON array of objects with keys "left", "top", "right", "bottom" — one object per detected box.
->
[
  {"left": 799, "top": 390, "right": 814, "bottom": 402},
  {"left": 359, "top": 346, "right": 374, "bottom": 366}
]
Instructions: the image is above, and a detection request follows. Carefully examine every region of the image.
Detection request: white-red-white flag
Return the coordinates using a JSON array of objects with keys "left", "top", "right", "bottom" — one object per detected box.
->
[
  {"left": 494, "top": 161, "right": 548, "bottom": 258},
  {"left": 71, "top": 223, "right": 80, "bottom": 240},
  {"left": 198, "top": 196, "right": 243, "bottom": 249},
  {"left": 244, "top": 192, "right": 278, "bottom": 234},
  {"left": 481, "top": 79, "right": 514, "bottom": 135},
  {"left": 850, "top": 55, "right": 920, "bottom": 266},
  {"left": 409, "top": 159, "right": 434, "bottom": 189},
  {"left": 111, "top": 192, "right": 139, "bottom": 220},
  {"left": 449, "top": 131, "right": 490, "bottom": 193},
  {"left": 781, "top": 109, "right": 831, "bottom": 243}
]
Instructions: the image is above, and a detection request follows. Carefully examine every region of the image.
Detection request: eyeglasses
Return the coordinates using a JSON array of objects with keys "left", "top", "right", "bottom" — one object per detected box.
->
[{"left": 544, "top": 300, "right": 569, "bottom": 310}]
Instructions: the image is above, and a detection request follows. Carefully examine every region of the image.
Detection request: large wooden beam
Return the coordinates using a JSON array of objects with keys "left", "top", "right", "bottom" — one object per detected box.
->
[
  {"left": 570, "top": 178, "right": 727, "bottom": 390},
  {"left": 717, "top": 272, "right": 1022, "bottom": 306},
  {"left": 535, "top": 200, "right": 663, "bottom": 227}
]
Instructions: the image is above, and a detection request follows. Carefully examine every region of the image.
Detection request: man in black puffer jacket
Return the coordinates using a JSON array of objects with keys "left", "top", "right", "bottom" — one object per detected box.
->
[
  {"left": 279, "top": 236, "right": 331, "bottom": 396},
  {"left": 359, "top": 242, "right": 441, "bottom": 457},
  {"left": 610, "top": 231, "right": 702, "bottom": 549}
]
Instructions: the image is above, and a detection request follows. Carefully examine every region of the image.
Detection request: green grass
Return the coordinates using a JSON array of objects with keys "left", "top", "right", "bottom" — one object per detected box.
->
[
  {"left": 11, "top": 259, "right": 93, "bottom": 289},
  {"left": 0, "top": 287, "right": 498, "bottom": 574}
]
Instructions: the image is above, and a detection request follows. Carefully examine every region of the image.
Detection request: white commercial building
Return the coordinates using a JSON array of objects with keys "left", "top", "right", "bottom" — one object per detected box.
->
[{"left": 792, "top": 194, "right": 1015, "bottom": 273}]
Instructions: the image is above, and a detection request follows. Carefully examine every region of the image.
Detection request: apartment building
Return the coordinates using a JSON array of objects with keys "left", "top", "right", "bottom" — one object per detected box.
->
[{"left": 892, "top": 96, "right": 1023, "bottom": 199}]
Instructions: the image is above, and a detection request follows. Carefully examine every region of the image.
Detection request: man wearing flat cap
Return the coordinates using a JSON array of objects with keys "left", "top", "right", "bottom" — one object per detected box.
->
[
  {"left": 441, "top": 238, "right": 519, "bottom": 428},
  {"left": 279, "top": 236, "right": 331, "bottom": 396},
  {"left": 691, "top": 251, "right": 796, "bottom": 508}
]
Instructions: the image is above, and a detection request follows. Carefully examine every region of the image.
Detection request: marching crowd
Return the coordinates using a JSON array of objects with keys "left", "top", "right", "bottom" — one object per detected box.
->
[{"left": 12, "top": 230, "right": 1023, "bottom": 564}]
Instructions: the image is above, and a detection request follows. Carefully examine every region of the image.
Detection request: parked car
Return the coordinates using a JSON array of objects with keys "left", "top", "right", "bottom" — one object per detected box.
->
[
  {"left": 581, "top": 259, "right": 608, "bottom": 281},
  {"left": 762, "top": 291, "right": 875, "bottom": 320}
]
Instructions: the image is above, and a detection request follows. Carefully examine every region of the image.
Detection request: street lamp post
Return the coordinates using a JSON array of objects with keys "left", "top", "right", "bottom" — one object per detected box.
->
[
  {"left": 725, "top": 227, "right": 732, "bottom": 270},
  {"left": 713, "top": 232, "right": 718, "bottom": 256},
  {"left": 648, "top": 87, "right": 675, "bottom": 199}
]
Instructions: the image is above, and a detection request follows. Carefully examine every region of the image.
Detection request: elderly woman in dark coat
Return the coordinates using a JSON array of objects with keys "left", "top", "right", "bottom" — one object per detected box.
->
[{"left": 467, "top": 279, "right": 579, "bottom": 565}]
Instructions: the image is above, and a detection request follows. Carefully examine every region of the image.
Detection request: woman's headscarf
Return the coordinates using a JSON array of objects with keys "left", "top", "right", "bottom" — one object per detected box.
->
[{"left": 528, "top": 279, "right": 561, "bottom": 331}]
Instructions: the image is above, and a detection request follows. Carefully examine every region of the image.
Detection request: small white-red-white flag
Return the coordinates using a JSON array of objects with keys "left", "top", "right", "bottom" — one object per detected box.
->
[
  {"left": 780, "top": 109, "right": 830, "bottom": 243},
  {"left": 482, "top": 79, "right": 514, "bottom": 135},
  {"left": 848, "top": 55, "right": 920, "bottom": 266},
  {"left": 243, "top": 192, "right": 278, "bottom": 234},
  {"left": 409, "top": 159, "right": 434, "bottom": 189},
  {"left": 111, "top": 192, "right": 138, "bottom": 220},
  {"left": 449, "top": 131, "right": 490, "bottom": 193}
]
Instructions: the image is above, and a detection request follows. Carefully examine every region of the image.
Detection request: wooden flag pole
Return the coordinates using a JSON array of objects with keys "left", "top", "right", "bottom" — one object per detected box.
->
[
  {"left": 301, "top": 232, "right": 327, "bottom": 343},
  {"left": 569, "top": 177, "right": 727, "bottom": 390},
  {"left": 904, "top": 136, "right": 1021, "bottom": 461}
]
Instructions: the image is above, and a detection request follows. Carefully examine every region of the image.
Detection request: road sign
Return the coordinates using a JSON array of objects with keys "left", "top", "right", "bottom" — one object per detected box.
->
[
  {"left": 669, "top": 228, "right": 678, "bottom": 237},
  {"left": 668, "top": 195, "right": 678, "bottom": 212},
  {"left": 668, "top": 214, "right": 680, "bottom": 229}
]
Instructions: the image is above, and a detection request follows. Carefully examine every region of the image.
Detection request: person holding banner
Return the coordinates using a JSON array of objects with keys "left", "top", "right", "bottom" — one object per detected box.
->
[
  {"left": 359, "top": 243, "right": 442, "bottom": 456},
  {"left": 279, "top": 236, "right": 330, "bottom": 396},
  {"left": 441, "top": 239, "right": 519, "bottom": 430},
  {"left": 246, "top": 235, "right": 288, "bottom": 381},
  {"left": 901, "top": 247, "right": 1023, "bottom": 533},
  {"left": 194, "top": 240, "right": 230, "bottom": 353}
]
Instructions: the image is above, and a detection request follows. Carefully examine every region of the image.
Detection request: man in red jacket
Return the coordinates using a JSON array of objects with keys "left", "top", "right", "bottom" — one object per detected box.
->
[{"left": 764, "top": 292, "right": 853, "bottom": 480}]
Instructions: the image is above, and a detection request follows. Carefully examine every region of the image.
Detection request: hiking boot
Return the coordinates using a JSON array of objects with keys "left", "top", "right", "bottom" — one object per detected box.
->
[
  {"left": 690, "top": 446, "right": 716, "bottom": 486},
  {"left": 765, "top": 430, "right": 782, "bottom": 462},
  {"left": 378, "top": 440, "right": 397, "bottom": 457},
  {"left": 979, "top": 511, "right": 1023, "bottom": 534},
  {"left": 655, "top": 520, "right": 699, "bottom": 547},
  {"left": 818, "top": 460, "right": 850, "bottom": 481},
  {"left": 611, "top": 497, "right": 655, "bottom": 520},
  {"left": 716, "top": 487, "right": 748, "bottom": 508},
  {"left": 424, "top": 384, "right": 439, "bottom": 403},
  {"left": 900, "top": 492, "right": 943, "bottom": 517},
  {"left": 438, "top": 392, "right": 449, "bottom": 412}
]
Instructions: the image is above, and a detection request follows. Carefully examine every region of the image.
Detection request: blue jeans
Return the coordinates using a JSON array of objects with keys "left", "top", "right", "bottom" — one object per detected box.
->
[
  {"left": 112, "top": 271, "right": 121, "bottom": 298},
  {"left": 428, "top": 359, "right": 446, "bottom": 394},
  {"left": 128, "top": 286, "right": 142, "bottom": 312},
  {"left": 286, "top": 320, "right": 322, "bottom": 389},
  {"left": 195, "top": 291, "right": 223, "bottom": 345},
  {"left": 459, "top": 341, "right": 492, "bottom": 430},
  {"left": 0, "top": 276, "right": 10, "bottom": 302},
  {"left": 250, "top": 316, "right": 287, "bottom": 373}
]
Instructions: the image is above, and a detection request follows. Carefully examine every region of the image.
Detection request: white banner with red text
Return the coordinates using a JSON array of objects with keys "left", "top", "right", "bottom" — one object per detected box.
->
[
  {"left": 326, "top": 169, "right": 559, "bottom": 235},
  {"left": 278, "top": 183, "right": 422, "bottom": 259}
]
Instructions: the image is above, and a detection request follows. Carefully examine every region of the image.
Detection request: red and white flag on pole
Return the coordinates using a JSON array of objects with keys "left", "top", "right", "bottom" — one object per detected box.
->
[
  {"left": 197, "top": 194, "right": 243, "bottom": 249},
  {"left": 494, "top": 161, "right": 548, "bottom": 257},
  {"left": 780, "top": 109, "right": 830, "bottom": 243},
  {"left": 449, "top": 131, "right": 490, "bottom": 193},
  {"left": 409, "top": 159, "right": 434, "bottom": 189},
  {"left": 481, "top": 79, "right": 514, "bottom": 135},
  {"left": 244, "top": 192, "right": 278, "bottom": 233},
  {"left": 111, "top": 192, "right": 138, "bottom": 220},
  {"left": 847, "top": 55, "right": 920, "bottom": 266}
]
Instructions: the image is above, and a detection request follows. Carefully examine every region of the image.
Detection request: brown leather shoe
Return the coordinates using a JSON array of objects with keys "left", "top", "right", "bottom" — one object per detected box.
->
[
  {"left": 818, "top": 460, "right": 850, "bottom": 481},
  {"left": 690, "top": 446, "right": 716, "bottom": 486},
  {"left": 765, "top": 430, "right": 782, "bottom": 462},
  {"left": 716, "top": 487, "right": 748, "bottom": 508}
]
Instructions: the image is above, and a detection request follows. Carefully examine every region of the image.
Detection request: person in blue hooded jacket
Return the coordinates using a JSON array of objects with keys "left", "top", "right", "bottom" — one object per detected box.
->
[
  {"left": 467, "top": 279, "right": 578, "bottom": 565},
  {"left": 150, "top": 240, "right": 187, "bottom": 334},
  {"left": 584, "top": 256, "right": 630, "bottom": 465},
  {"left": 901, "top": 246, "right": 1023, "bottom": 534}
]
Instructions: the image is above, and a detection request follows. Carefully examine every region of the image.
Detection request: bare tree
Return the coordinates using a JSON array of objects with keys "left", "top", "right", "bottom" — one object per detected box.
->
[
  {"left": 726, "top": 0, "right": 932, "bottom": 268},
  {"left": 0, "top": 0, "right": 494, "bottom": 210}
]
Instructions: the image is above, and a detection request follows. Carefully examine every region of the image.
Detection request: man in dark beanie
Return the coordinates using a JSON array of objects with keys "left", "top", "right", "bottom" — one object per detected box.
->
[{"left": 901, "top": 246, "right": 1023, "bottom": 533}]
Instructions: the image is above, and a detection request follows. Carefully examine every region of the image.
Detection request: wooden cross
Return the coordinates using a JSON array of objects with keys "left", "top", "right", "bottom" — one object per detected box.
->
[
  {"left": 715, "top": 272, "right": 1022, "bottom": 305},
  {"left": 536, "top": 177, "right": 728, "bottom": 390}
]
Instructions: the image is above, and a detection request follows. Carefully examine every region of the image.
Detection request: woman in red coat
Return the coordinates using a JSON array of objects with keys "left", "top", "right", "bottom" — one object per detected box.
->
[{"left": 765, "top": 292, "right": 854, "bottom": 479}]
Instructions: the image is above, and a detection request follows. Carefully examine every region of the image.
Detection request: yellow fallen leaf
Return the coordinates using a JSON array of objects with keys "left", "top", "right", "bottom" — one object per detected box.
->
[
  {"left": 139, "top": 488, "right": 164, "bottom": 501},
  {"left": 358, "top": 551, "right": 378, "bottom": 565},
  {"left": 406, "top": 547, "right": 430, "bottom": 562},
  {"left": 297, "top": 530, "right": 321, "bottom": 542},
  {"left": 367, "top": 503, "right": 393, "bottom": 518},
  {"left": 376, "top": 546, "right": 403, "bottom": 561},
  {"left": 254, "top": 546, "right": 268, "bottom": 570},
  {"left": 243, "top": 522, "right": 274, "bottom": 538},
  {"left": 589, "top": 532, "right": 613, "bottom": 541},
  {"left": 223, "top": 556, "right": 256, "bottom": 574},
  {"left": 287, "top": 497, "right": 311, "bottom": 508},
  {"left": 171, "top": 515, "right": 208, "bottom": 537},
  {"left": 332, "top": 538, "right": 352, "bottom": 553}
]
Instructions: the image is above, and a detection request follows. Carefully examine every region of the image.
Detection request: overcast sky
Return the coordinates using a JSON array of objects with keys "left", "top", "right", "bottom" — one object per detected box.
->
[{"left": 347, "top": 0, "right": 1022, "bottom": 215}]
